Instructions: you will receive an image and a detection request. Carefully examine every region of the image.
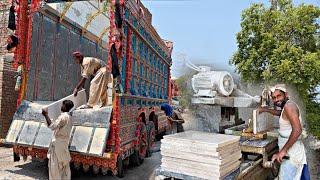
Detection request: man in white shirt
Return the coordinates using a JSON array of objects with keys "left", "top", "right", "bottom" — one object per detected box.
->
[
  {"left": 72, "top": 51, "right": 112, "bottom": 109},
  {"left": 258, "top": 84, "right": 309, "bottom": 180},
  {"left": 42, "top": 100, "right": 74, "bottom": 180}
]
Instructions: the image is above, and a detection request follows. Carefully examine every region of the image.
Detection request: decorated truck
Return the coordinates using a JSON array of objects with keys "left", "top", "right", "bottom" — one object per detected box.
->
[{"left": 5, "top": 0, "right": 174, "bottom": 177}]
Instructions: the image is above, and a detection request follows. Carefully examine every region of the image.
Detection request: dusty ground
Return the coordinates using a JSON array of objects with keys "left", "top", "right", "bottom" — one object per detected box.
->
[
  {"left": 304, "top": 137, "right": 320, "bottom": 180},
  {"left": 309, "top": 150, "right": 320, "bottom": 179}
]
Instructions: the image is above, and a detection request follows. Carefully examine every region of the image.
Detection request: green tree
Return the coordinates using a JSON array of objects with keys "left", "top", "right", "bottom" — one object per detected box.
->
[
  {"left": 230, "top": 0, "right": 320, "bottom": 137},
  {"left": 230, "top": 0, "right": 320, "bottom": 100},
  {"left": 176, "top": 72, "right": 194, "bottom": 110}
]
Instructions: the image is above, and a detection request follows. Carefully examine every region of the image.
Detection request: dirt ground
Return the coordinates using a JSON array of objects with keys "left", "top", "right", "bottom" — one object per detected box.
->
[
  {"left": 309, "top": 149, "right": 320, "bottom": 179},
  {"left": 303, "top": 136, "right": 320, "bottom": 180}
]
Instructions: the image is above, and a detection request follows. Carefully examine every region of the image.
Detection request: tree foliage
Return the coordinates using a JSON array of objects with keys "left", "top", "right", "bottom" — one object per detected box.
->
[
  {"left": 230, "top": 0, "right": 320, "bottom": 100},
  {"left": 306, "top": 98, "right": 320, "bottom": 139},
  {"left": 176, "top": 73, "right": 194, "bottom": 110},
  {"left": 230, "top": 0, "right": 320, "bottom": 137}
]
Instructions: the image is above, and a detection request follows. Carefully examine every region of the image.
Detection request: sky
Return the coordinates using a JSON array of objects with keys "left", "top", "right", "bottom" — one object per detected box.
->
[{"left": 142, "top": 0, "right": 320, "bottom": 77}]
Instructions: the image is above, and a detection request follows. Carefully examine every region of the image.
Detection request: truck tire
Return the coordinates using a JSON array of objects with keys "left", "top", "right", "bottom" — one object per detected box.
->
[
  {"left": 116, "top": 155, "right": 125, "bottom": 178},
  {"left": 13, "top": 151, "right": 20, "bottom": 162},
  {"left": 146, "top": 121, "right": 155, "bottom": 157},
  {"left": 129, "top": 123, "right": 147, "bottom": 166}
]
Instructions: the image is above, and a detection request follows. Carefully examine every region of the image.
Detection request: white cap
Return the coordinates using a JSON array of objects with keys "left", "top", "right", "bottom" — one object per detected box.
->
[{"left": 270, "top": 84, "right": 287, "bottom": 93}]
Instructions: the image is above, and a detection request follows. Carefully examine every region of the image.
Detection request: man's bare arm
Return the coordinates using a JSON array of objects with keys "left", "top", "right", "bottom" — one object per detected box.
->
[
  {"left": 42, "top": 109, "right": 52, "bottom": 126},
  {"left": 280, "top": 103, "right": 302, "bottom": 154},
  {"left": 74, "top": 77, "right": 87, "bottom": 96},
  {"left": 76, "top": 77, "right": 87, "bottom": 90},
  {"left": 258, "top": 106, "right": 281, "bottom": 116}
]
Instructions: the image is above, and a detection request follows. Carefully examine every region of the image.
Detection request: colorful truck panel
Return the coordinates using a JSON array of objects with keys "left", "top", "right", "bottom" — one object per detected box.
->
[{"left": 6, "top": 0, "right": 173, "bottom": 177}]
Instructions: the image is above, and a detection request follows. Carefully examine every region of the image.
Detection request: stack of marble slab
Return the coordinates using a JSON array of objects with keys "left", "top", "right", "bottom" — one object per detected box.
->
[{"left": 160, "top": 131, "right": 241, "bottom": 180}]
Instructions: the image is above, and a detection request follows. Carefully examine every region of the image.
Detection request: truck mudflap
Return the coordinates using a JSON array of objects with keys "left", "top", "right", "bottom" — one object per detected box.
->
[{"left": 5, "top": 100, "right": 112, "bottom": 157}]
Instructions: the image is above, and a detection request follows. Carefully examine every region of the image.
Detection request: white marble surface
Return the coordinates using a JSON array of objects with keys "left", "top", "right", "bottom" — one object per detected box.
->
[
  {"left": 253, "top": 110, "right": 274, "bottom": 134},
  {"left": 163, "top": 131, "right": 240, "bottom": 148},
  {"left": 43, "top": 89, "right": 86, "bottom": 125},
  {"left": 160, "top": 131, "right": 241, "bottom": 179}
]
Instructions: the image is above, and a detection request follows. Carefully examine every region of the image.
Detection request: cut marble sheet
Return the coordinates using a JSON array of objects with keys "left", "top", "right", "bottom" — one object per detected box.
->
[
  {"left": 17, "top": 121, "right": 40, "bottom": 145},
  {"left": 160, "top": 140, "right": 241, "bottom": 154},
  {"left": 43, "top": 89, "right": 87, "bottom": 125},
  {"left": 160, "top": 144, "right": 241, "bottom": 159},
  {"left": 69, "top": 126, "right": 93, "bottom": 153},
  {"left": 160, "top": 139, "right": 240, "bottom": 152},
  {"left": 163, "top": 131, "right": 240, "bottom": 148},
  {"left": 5, "top": 120, "right": 24, "bottom": 143},
  {"left": 161, "top": 160, "right": 240, "bottom": 176},
  {"left": 161, "top": 154, "right": 242, "bottom": 168},
  {"left": 161, "top": 159, "right": 241, "bottom": 170},
  {"left": 72, "top": 106, "right": 112, "bottom": 127},
  {"left": 160, "top": 150, "right": 241, "bottom": 164},
  {"left": 161, "top": 152, "right": 242, "bottom": 166},
  {"left": 253, "top": 110, "right": 274, "bottom": 134},
  {"left": 33, "top": 123, "right": 54, "bottom": 148},
  {"left": 6, "top": 89, "right": 110, "bottom": 157},
  {"left": 161, "top": 161, "right": 240, "bottom": 180},
  {"left": 159, "top": 131, "right": 241, "bottom": 180},
  {"left": 88, "top": 127, "right": 108, "bottom": 156},
  {"left": 12, "top": 90, "right": 86, "bottom": 125}
]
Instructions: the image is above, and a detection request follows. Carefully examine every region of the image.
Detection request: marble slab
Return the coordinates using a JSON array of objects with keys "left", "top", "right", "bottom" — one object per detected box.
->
[
  {"left": 253, "top": 110, "right": 273, "bottom": 134},
  {"left": 160, "top": 144, "right": 241, "bottom": 159},
  {"left": 161, "top": 160, "right": 240, "bottom": 180},
  {"left": 161, "top": 152, "right": 242, "bottom": 166},
  {"left": 159, "top": 131, "right": 241, "bottom": 180},
  {"left": 161, "top": 139, "right": 240, "bottom": 152},
  {"left": 43, "top": 89, "right": 87, "bottom": 125},
  {"left": 161, "top": 159, "right": 240, "bottom": 175},
  {"left": 5, "top": 120, "right": 24, "bottom": 144},
  {"left": 163, "top": 131, "right": 240, "bottom": 148},
  {"left": 161, "top": 149, "right": 241, "bottom": 162}
]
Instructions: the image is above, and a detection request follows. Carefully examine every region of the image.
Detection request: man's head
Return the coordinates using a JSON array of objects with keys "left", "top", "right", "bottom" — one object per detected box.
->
[
  {"left": 270, "top": 84, "right": 288, "bottom": 108},
  {"left": 61, "top": 100, "right": 74, "bottom": 112},
  {"left": 72, "top": 51, "right": 83, "bottom": 64}
]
